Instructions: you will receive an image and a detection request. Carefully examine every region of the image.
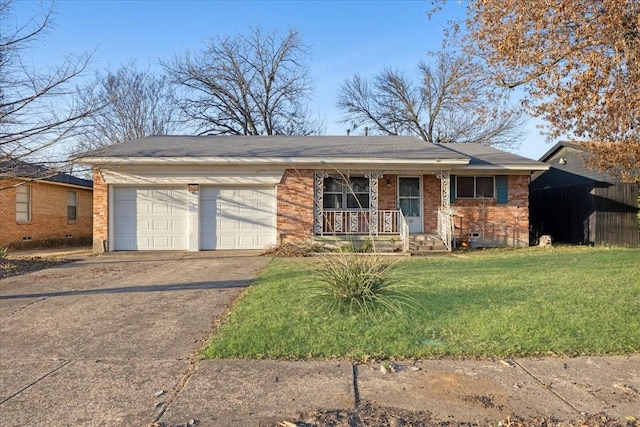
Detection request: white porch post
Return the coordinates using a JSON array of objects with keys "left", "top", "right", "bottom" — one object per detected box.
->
[
  {"left": 436, "top": 171, "right": 453, "bottom": 250},
  {"left": 314, "top": 171, "right": 327, "bottom": 235},
  {"left": 367, "top": 172, "right": 383, "bottom": 235},
  {"left": 436, "top": 171, "right": 450, "bottom": 211}
]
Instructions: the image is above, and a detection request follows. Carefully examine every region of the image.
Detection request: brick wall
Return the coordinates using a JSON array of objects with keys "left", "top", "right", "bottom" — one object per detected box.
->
[
  {"left": 276, "top": 169, "right": 314, "bottom": 243},
  {"left": 377, "top": 173, "right": 530, "bottom": 247},
  {"left": 451, "top": 175, "right": 530, "bottom": 247},
  {"left": 0, "top": 178, "right": 93, "bottom": 248},
  {"left": 378, "top": 175, "right": 397, "bottom": 210},
  {"left": 423, "top": 175, "right": 441, "bottom": 233},
  {"left": 92, "top": 169, "right": 109, "bottom": 253}
]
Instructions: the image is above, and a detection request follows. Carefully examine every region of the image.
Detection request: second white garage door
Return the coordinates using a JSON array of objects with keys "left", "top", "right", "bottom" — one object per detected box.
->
[{"left": 200, "top": 187, "right": 276, "bottom": 250}]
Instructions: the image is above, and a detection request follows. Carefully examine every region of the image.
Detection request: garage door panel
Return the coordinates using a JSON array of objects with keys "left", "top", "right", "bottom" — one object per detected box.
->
[
  {"left": 153, "top": 204, "right": 169, "bottom": 214},
  {"left": 218, "top": 218, "right": 236, "bottom": 230},
  {"left": 238, "top": 221, "right": 256, "bottom": 230},
  {"left": 200, "top": 186, "right": 276, "bottom": 250},
  {"left": 113, "top": 187, "right": 188, "bottom": 251},
  {"left": 136, "top": 220, "right": 150, "bottom": 231},
  {"left": 153, "top": 219, "right": 169, "bottom": 231}
]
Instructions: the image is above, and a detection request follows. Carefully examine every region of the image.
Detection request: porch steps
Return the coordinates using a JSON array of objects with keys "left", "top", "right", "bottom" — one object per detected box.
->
[{"left": 408, "top": 234, "right": 449, "bottom": 255}]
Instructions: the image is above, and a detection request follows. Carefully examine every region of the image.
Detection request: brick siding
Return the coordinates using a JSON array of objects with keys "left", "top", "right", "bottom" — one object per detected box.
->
[
  {"left": 423, "top": 174, "right": 441, "bottom": 233},
  {"left": 0, "top": 178, "right": 92, "bottom": 249},
  {"left": 451, "top": 175, "right": 530, "bottom": 247},
  {"left": 378, "top": 175, "right": 397, "bottom": 210},
  {"left": 276, "top": 169, "right": 314, "bottom": 243},
  {"left": 92, "top": 169, "right": 109, "bottom": 253}
]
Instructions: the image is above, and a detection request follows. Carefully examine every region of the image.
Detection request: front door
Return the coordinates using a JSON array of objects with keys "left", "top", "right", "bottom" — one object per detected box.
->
[{"left": 398, "top": 177, "right": 423, "bottom": 233}]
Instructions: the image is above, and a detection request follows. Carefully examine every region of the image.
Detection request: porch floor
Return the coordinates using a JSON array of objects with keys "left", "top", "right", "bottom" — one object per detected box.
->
[{"left": 313, "top": 233, "right": 449, "bottom": 254}]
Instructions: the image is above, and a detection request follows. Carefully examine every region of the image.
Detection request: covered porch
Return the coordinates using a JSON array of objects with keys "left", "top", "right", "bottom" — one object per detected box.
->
[{"left": 312, "top": 171, "right": 454, "bottom": 252}]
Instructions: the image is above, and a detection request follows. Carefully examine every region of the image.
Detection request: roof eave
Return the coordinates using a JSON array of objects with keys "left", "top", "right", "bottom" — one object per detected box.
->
[
  {"left": 538, "top": 141, "right": 587, "bottom": 162},
  {"left": 2, "top": 177, "right": 93, "bottom": 189},
  {"left": 455, "top": 164, "right": 550, "bottom": 172},
  {"left": 78, "top": 156, "right": 471, "bottom": 167}
]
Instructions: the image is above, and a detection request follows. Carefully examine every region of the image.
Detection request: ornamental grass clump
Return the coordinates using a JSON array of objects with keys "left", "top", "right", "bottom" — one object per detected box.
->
[{"left": 309, "top": 254, "right": 417, "bottom": 318}]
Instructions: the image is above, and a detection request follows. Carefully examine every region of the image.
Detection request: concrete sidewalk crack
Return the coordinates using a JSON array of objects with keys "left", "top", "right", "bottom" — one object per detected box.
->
[
  {"left": 352, "top": 364, "right": 361, "bottom": 409},
  {"left": 7, "top": 297, "right": 47, "bottom": 316},
  {"left": 151, "top": 351, "right": 202, "bottom": 424},
  {"left": 0, "top": 359, "right": 71, "bottom": 405},
  {"left": 512, "top": 360, "right": 581, "bottom": 414}
]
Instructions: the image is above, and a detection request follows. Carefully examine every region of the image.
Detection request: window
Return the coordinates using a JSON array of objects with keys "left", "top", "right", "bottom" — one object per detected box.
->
[
  {"left": 67, "top": 191, "right": 77, "bottom": 221},
  {"left": 16, "top": 185, "right": 31, "bottom": 222},
  {"left": 456, "top": 176, "right": 495, "bottom": 199},
  {"left": 323, "top": 177, "right": 370, "bottom": 209}
]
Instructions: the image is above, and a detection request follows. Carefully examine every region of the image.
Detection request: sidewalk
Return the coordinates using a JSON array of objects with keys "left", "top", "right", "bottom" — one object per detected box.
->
[{"left": 157, "top": 356, "right": 639, "bottom": 426}]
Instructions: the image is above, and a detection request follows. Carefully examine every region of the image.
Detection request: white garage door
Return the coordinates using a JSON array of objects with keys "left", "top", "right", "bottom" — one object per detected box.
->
[
  {"left": 200, "top": 187, "right": 276, "bottom": 250},
  {"left": 113, "top": 187, "right": 188, "bottom": 250}
]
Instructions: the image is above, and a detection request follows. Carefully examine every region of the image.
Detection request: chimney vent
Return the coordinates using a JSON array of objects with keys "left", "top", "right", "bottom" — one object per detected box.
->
[{"left": 364, "top": 126, "right": 369, "bottom": 136}]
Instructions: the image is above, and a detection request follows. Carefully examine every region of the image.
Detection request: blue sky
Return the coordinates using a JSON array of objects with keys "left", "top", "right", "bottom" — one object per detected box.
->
[{"left": 12, "top": 0, "right": 551, "bottom": 160}]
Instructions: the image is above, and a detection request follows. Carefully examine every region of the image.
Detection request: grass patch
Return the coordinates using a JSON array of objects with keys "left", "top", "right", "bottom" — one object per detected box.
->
[{"left": 204, "top": 246, "right": 640, "bottom": 360}]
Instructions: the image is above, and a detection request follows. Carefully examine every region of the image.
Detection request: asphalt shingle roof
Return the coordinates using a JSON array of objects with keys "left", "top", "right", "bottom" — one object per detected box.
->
[
  {"left": 83, "top": 135, "right": 467, "bottom": 160},
  {"left": 0, "top": 158, "right": 93, "bottom": 188},
  {"left": 79, "top": 135, "right": 545, "bottom": 169}
]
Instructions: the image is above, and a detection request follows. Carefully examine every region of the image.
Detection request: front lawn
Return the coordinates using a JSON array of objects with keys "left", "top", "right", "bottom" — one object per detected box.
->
[{"left": 204, "top": 246, "right": 640, "bottom": 360}]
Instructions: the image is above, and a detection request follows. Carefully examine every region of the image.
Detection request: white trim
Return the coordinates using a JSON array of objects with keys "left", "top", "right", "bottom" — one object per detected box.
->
[
  {"left": 108, "top": 184, "right": 114, "bottom": 252},
  {"left": 397, "top": 176, "right": 423, "bottom": 234},
  {"left": 188, "top": 188, "right": 199, "bottom": 252},
  {"left": 100, "top": 169, "right": 285, "bottom": 185},
  {"left": 452, "top": 164, "right": 550, "bottom": 171}
]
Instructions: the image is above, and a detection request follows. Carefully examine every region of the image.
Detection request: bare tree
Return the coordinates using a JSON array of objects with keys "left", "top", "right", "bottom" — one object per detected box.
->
[
  {"left": 164, "top": 27, "right": 321, "bottom": 136},
  {"left": 337, "top": 51, "right": 526, "bottom": 148},
  {"left": 0, "top": 0, "right": 101, "bottom": 173},
  {"left": 75, "top": 62, "right": 179, "bottom": 151}
]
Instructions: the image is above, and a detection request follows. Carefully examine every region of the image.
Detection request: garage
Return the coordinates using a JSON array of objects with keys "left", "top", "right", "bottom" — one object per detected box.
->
[
  {"left": 113, "top": 187, "right": 188, "bottom": 250},
  {"left": 200, "top": 187, "right": 276, "bottom": 250}
]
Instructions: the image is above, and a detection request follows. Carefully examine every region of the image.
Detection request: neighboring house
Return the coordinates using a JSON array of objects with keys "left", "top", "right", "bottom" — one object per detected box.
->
[
  {"left": 0, "top": 159, "right": 93, "bottom": 249},
  {"left": 530, "top": 141, "right": 639, "bottom": 247},
  {"left": 78, "top": 135, "right": 548, "bottom": 253}
]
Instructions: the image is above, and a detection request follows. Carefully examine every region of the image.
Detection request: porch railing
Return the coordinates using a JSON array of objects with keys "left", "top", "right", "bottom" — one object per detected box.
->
[
  {"left": 320, "top": 210, "right": 406, "bottom": 235},
  {"left": 398, "top": 211, "right": 410, "bottom": 252},
  {"left": 319, "top": 209, "right": 410, "bottom": 251},
  {"left": 437, "top": 208, "right": 454, "bottom": 251}
]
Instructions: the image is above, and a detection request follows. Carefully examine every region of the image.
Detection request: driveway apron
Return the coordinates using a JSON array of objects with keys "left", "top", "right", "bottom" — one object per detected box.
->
[{"left": 0, "top": 251, "right": 269, "bottom": 427}]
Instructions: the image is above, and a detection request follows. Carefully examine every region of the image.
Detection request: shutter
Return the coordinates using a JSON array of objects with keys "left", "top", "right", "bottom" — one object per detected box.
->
[
  {"left": 496, "top": 175, "right": 508, "bottom": 204},
  {"left": 450, "top": 175, "right": 456, "bottom": 203}
]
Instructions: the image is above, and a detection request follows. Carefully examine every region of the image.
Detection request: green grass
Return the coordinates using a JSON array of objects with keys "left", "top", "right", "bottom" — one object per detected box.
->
[{"left": 203, "top": 246, "right": 640, "bottom": 360}]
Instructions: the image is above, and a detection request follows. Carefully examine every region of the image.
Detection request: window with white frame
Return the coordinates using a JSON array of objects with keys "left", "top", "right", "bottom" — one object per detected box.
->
[
  {"left": 67, "top": 191, "right": 77, "bottom": 221},
  {"left": 456, "top": 176, "right": 495, "bottom": 198},
  {"left": 16, "top": 185, "right": 31, "bottom": 222},
  {"left": 322, "top": 177, "right": 370, "bottom": 209}
]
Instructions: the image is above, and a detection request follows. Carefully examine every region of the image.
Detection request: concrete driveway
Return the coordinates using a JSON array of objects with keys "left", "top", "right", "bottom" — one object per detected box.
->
[{"left": 0, "top": 251, "right": 269, "bottom": 426}]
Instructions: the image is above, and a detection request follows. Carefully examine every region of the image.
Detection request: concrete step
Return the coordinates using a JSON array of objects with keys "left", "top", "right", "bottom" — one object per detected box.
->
[
  {"left": 408, "top": 234, "right": 449, "bottom": 255},
  {"left": 410, "top": 249, "right": 451, "bottom": 256}
]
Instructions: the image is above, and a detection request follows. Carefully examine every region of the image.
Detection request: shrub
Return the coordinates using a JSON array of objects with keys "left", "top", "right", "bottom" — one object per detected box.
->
[
  {"left": 262, "top": 241, "right": 326, "bottom": 257},
  {"left": 0, "top": 246, "right": 8, "bottom": 260},
  {"left": 308, "top": 254, "right": 417, "bottom": 318},
  {"left": 332, "top": 238, "right": 375, "bottom": 253}
]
